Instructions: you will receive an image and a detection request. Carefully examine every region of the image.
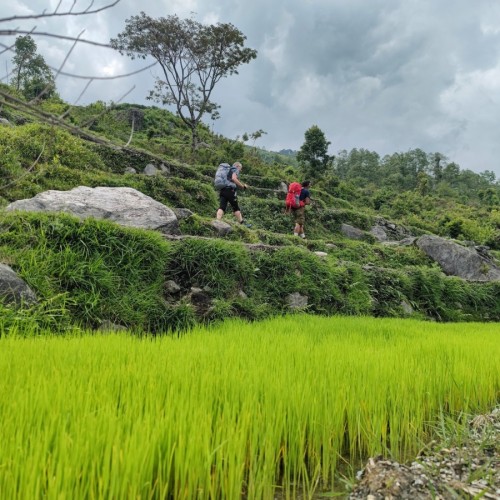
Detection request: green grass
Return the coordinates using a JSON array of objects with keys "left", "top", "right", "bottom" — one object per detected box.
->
[{"left": 0, "top": 315, "right": 498, "bottom": 498}]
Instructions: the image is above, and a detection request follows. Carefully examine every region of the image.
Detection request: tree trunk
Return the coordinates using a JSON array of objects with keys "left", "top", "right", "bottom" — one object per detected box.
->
[{"left": 190, "top": 124, "right": 199, "bottom": 152}]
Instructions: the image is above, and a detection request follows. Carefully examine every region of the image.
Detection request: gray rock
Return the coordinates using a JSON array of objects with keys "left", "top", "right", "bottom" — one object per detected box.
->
[
  {"left": 0, "top": 117, "right": 12, "bottom": 127},
  {"left": 341, "top": 223, "right": 366, "bottom": 241},
  {"left": 159, "top": 163, "right": 171, "bottom": 174},
  {"left": 416, "top": 234, "right": 500, "bottom": 281},
  {"left": 372, "top": 217, "right": 415, "bottom": 241},
  {"left": 165, "top": 280, "right": 181, "bottom": 294},
  {"left": 210, "top": 220, "right": 232, "bottom": 237},
  {"left": 278, "top": 182, "right": 289, "bottom": 193},
  {"left": 287, "top": 292, "right": 308, "bottom": 310},
  {"left": 6, "top": 186, "right": 180, "bottom": 235},
  {"left": 0, "top": 263, "right": 37, "bottom": 306},
  {"left": 188, "top": 287, "right": 212, "bottom": 316},
  {"left": 98, "top": 320, "right": 127, "bottom": 332},
  {"left": 238, "top": 290, "right": 248, "bottom": 299},
  {"left": 401, "top": 300, "right": 414, "bottom": 315},
  {"left": 314, "top": 251, "right": 328, "bottom": 258},
  {"left": 173, "top": 208, "right": 194, "bottom": 220},
  {"left": 370, "top": 225, "right": 388, "bottom": 242},
  {"left": 143, "top": 163, "right": 159, "bottom": 175},
  {"left": 398, "top": 237, "right": 417, "bottom": 246},
  {"left": 124, "top": 167, "right": 137, "bottom": 174}
]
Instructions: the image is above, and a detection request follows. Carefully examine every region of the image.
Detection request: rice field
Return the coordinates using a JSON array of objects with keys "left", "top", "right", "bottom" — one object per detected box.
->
[{"left": 0, "top": 315, "right": 498, "bottom": 498}]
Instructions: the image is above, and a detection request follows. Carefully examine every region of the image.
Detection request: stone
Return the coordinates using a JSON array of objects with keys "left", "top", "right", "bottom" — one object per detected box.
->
[
  {"left": 401, "top": 300, "right": 414, "bottom": 315},
  {"left": 124, "top": 167, "right": 137, "bottom": 174},
  {"left": 165, "top": 280, "right": 181, "bottom": 294},
  {"left": 398, "top": 237, "right": 417, "bottom": 246},
  {"left": 188, "top": 287, "right": 212, "bottom": 316},
  {"left": 370, "top": 225, "right": 388, "bottom": 242},
  {"left": 341, "top": 223, "right": 366, "bottom": 241},
  {"left": 287, "top": 292, "right": 308, "bottom": 310},
  {"left": 416, "top": 234, "right": 500, "bottom": 281},
  {"left": 0, "top": 117, "right": 12, "bottom": 126},
  {"left": 314, "top": 251, "right": 328, "bottom": 258},
  {"left": 0, "top": 263, "right": 37, "bottom": 306},
  {"left": 210, "top": 220, "right": 232, "bottom": 237},
  {"left": 98, "top": 320, "right": 127, "bottom": 332},
  {"left": 173, "top": 208, "right": 194, "bottom": 220},
  {"left": 278, "top": 182, "right": 288, "bottom": 193},
  {"left": 159, "top": 163, "right": 171, "bottom": 174},
  {"left": 143, "top": 163, "right": 159, "bottom": 175},
  {"left": 6, "top": 186, "right": 180, "bottom": 235}
]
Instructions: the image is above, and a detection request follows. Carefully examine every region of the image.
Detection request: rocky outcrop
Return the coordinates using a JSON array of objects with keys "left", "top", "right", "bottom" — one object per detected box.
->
[
  {"left": 6, "top": 186, "right": 180, "bottom": 235},
  {"left": 416, "top": 234, "right": 500, "bottom": 281},
  {"left": 0, "top": 264, "right": 37, "bottom": 306},
  {"left": 370, "top": 217, "right": 415, "bottom": 242},
  {"left": 341, "top": 223, "right": 368, "bottom": 241}
]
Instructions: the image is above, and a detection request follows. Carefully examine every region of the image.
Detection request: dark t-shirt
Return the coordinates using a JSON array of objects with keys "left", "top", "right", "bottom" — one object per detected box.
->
[{"left": 300, "top": 188, "right": 310, "bottom": 201}]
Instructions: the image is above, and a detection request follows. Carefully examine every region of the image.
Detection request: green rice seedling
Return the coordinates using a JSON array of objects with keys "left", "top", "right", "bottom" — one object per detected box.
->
[{"left": 0, "top": 315, "right": 498, "bottom": 498}]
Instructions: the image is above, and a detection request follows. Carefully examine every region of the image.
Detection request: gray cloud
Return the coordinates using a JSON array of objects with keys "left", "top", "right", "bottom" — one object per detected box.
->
[{"left": 1, "top": 0, "right": 500, "bottom": 177}]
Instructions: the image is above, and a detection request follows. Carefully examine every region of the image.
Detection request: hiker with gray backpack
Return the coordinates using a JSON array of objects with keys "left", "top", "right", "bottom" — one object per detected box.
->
[{"left": 214, "top": 162, "right": 251, "bottom": 226}]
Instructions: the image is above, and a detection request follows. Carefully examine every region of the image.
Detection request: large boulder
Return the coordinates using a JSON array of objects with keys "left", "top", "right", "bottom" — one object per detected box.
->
[
  {"left": 6, "top": 186, "right": 180, "bottom": 235},
  {"left": 416, "top": 234, "right": 500, "bottom": 281},
  {"left": 0, "top": 264, "right": 37, "bottom": 306},
  {"left": 341, "top": 223, "right": 366, "bottom": 241}
]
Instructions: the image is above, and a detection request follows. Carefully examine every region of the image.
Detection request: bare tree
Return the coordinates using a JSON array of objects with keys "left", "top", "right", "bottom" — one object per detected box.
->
[{"left": 111, "top": 12, "right": 257, "bottom": 151}]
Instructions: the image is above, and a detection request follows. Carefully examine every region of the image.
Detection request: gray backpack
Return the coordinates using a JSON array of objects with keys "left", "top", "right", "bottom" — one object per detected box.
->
[{"left": 214, "top": 163, "right": 236, "bottom": 190}]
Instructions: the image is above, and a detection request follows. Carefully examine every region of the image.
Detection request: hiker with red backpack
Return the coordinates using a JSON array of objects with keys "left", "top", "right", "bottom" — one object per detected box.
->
[
  {"left": 285, "top": 180, "right": 311, "bottom": 239},
  {"left": 214, "top": 161, "right": 250, "bottom": 226}
]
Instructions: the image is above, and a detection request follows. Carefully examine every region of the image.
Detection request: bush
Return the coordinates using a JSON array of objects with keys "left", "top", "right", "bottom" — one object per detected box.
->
[{"left": 0, "top": 212, "right": 172, "bottom": 331}]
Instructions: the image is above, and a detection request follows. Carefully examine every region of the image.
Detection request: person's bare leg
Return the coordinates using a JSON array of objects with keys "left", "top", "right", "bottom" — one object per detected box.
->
[
  {"left": 216, "top": 209, "right": 225, "bottom": 220},
  {"left": 234, "top": 210, "right": 243, "bottom": 223}
]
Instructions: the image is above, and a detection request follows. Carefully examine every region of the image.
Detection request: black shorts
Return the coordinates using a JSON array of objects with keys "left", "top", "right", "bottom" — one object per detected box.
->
[{"left": 219, "top": 187, "right": 240, "bottom": 213}]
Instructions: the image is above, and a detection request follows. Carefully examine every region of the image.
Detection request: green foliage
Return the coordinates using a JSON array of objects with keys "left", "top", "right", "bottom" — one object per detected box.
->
[
  {"left": 166, "top": 239, "right": 254, "bottom": 297},
  {"left": 297, "top": 125, "right": 332, "bottom": 180},
  {"left": 0, "top": 84, "right": 498, "bottom": 331},
  {"left": 316, "top": 207, "right": 374, "bottom": 231},
  {"left": 11, "top": 35, "right": 56, "bottom": 101},
  {"left": 0, "top": 123, "right": 106, "bottom": 185},
  {"left": 0, "top": 212, "right": 172, "bottom": 331},
  {"left": 252, "top": 246, "right": 371, "bottom": 314},
  {"left": 111, "top": 13, "right": 257, "bottom": 150}
]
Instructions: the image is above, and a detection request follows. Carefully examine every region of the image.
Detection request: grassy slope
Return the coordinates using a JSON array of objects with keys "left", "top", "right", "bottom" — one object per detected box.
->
[{"left": 0, "top": 94, "right": 499, "bottom": 331}]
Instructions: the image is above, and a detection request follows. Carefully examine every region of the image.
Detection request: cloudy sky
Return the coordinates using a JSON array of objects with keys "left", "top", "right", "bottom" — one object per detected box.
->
[{"left": 1, "top": 0, "right": 500, "bottom": 178}]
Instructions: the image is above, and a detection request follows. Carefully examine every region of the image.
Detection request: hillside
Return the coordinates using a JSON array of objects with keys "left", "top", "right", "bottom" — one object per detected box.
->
[{"left": 0, "top": 89, "right": 499, "bottom": 332}]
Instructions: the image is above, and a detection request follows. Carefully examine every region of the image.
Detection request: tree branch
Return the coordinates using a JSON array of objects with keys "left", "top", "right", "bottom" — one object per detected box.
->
[
  {"left": 0, "top": 30, "right": 112, "bottom": 48},
  {"left": 0, "top": 1, "right": 121, "bottom": 23}
]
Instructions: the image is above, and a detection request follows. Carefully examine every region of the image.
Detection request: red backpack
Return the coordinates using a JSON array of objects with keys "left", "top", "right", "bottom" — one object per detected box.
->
[{"left": 285, "top": 182, "right": 304, "bottom": 209}]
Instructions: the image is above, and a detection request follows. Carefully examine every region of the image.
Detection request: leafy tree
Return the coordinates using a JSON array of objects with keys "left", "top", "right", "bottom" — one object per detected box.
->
[
  {"left": 297, "top": 125, "right": 332, "bottom": 180},
  {"left": 11, "top": 35, "right": 56, "bottom": 101},
  {"left": 416, "top": 171, "right": 431, "bottom": 196},
  {"left": 111, "top": 12, "right": 257, "bottom": 151}
]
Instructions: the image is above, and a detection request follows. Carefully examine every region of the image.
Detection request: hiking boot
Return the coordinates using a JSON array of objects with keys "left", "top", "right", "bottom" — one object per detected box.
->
[{"left": 300, "top": 233, "right": 306, "bottom": 239}]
